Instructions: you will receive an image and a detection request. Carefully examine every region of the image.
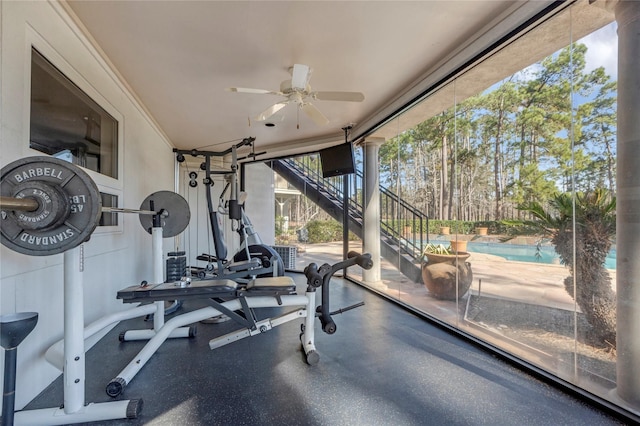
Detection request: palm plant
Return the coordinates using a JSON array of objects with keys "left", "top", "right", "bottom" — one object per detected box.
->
[{"left": 520, "top": 188, "right": 616, "bottom": 349}]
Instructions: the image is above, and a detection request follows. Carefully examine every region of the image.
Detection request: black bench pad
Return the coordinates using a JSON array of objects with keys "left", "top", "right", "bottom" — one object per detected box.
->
[
  {"left": 240, "top": 277, "right": 297, "bottom": 296},
  {"left": 117, "top": 277, "right": 297, "bottom": 303},
  {"left": 117, "top": 279, "right": 238, "bottom": 303}
]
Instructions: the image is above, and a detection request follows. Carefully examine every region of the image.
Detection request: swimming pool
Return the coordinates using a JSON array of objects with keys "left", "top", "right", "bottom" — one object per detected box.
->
[{"left": 430, "top": 240, "right": 617, "bottom": 270}]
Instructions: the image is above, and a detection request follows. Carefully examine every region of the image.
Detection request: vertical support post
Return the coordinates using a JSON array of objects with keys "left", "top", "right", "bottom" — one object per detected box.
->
[
  {"left": 363, "top": 137, "right": 384, "bottom": 283},
  {"left": 614, "top": 0, "right": 640, "bottom": 407},
  {"left": 342, "top": 174, "right": 349, "bottom": 266},
  {"left": 2, "top": 347, "right": 18, "bottom": 426},
  {"left": 152, "top": 227, "right": 165, "bottom": 331},
  {"left": 1, "top": 312, "right": 38, "bottom": 426},
  {"left": 341, "top": 126, "right": 352, "bottom": 273},
  {"left": 63, "top": 245, "right": 85, "bottom": 414}
]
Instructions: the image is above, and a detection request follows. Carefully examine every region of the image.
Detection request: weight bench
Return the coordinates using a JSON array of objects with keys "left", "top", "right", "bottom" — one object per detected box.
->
[{"left": 106, "top": 252, "right": 373, "bottom": 398}]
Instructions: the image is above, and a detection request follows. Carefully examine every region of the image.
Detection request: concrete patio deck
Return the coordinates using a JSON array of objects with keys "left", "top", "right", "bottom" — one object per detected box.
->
[{"left": 291, "top": 241, "right": 617, "bottom": 315}]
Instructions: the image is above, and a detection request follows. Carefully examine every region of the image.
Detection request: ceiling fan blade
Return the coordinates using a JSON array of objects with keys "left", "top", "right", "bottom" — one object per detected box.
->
[
  {"left": 301, "top": 103, "right": 329, "bottom": 126},
  {"left": 227, "top": 87, "right": 283, "bottom": 96},
  {"left": 255, "top": 102, "right": 289, "bottom": 121},
  {"left": 312, "top": 91, "right": 365, "bottom": 102},
  {"left": 291, "top": 64, "right": 310, "bottom": 90}
]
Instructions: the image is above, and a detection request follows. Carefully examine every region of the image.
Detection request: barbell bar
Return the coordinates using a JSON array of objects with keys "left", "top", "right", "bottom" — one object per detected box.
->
[
  {"left": 0, "top": 198, "right": 163, "bottom": 217},
  {"left": 1, "top": 156, "right": 190, "bottom": 256},
  {"left": 0, "top": 196, "right": 40, "bottom": 212}
]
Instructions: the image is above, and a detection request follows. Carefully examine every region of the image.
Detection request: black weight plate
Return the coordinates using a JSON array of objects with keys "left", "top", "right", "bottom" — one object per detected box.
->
[
  {"left": 233, "top": 244, "right": 285, "bottom": 277},
  {"left": 138, "top": 191, "right": 190, "bottom": 238},
  {"left": 1, "top": 156, "right": 102, "bottom": 256},
  {"left": 12, "top": 181, "right": 70, "bottom": 231}
]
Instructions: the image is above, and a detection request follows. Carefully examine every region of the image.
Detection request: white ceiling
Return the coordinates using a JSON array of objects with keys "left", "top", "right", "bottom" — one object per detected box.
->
[{"left": 63, "top": 1, "right": 554, "bottom": 160}]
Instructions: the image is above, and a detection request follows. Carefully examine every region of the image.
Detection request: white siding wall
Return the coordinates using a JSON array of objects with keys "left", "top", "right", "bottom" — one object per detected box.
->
[
  {"left": 244, "top": 163, "right": 276, "bottom": 245},
  {"left": 0, "top": 1, "right": 178, "bottom": 409}
]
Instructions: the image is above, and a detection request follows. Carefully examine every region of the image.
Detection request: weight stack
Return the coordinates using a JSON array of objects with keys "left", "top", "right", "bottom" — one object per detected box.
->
[{"left": 166, "top": 251, "right": 187, "bottom": 282}]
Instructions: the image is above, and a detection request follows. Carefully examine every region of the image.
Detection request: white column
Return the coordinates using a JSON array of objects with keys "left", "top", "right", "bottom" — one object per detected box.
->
[
  {"left": 614, "top": 0, "right": 640, "bottom": 407},
  {"left": 63, "top": 246, "right": 85, "bottom": 413},
  {"left": 362, "top": 137, "right": 384, "bottom": 283}
]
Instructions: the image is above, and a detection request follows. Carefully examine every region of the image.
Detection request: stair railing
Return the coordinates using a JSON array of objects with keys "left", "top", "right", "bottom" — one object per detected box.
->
[{"left": 279, "top": 157, "right": 428, "bottom": 261}]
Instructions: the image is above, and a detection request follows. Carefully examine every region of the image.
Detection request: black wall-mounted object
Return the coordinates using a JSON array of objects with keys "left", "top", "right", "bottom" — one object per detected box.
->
[{"left": 319, "top": 143, "right": 355, "bottom": 178}]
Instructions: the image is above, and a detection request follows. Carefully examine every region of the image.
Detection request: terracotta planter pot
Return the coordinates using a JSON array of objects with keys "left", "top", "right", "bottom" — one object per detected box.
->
[
  {"left": 422, "top": 252, "right": 473, "bottom": 300},
  {"left": 449, "top": 240, "right": 467, "bottom": 253},
  {"left": 439, "top": 226, "right": 450, "bottom": 235},
  {"left": 475, "top": 227, "right": 488, "bottom": 236},
  {"left": 423, "top": 251, "right": 470, "bottom": 264}
]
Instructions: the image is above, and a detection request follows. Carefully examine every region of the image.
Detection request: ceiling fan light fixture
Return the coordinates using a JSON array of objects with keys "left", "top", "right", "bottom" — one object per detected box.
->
[{"left": 229, "top": 63, "right": 364, "bottom": 127}]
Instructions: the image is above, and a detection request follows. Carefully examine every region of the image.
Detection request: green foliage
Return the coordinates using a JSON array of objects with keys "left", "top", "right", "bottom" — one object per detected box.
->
[
  {"left": 518, "top": 188, "right": 617, "bottom": 348},
  {"left": 305, "top": 220, "right": 359, "bottom": 243},
  {"left": 428, "top": 220, "right": 475, "bottom": 235},
  {"left": 380, "top": 219, "right": 529, "bottom": 236},
  {"left": 275, "top": 216, "right": 287, "bottom": 236},
  {"left": 381, "top": 218, "right": 427, "bottom": 233},
  {"left": 422, "top": 243, "right": 453, "bottom": 256},
  {"left": 495, "top": 219, "right": 543, "bottom": 238},
  {"left": 375, "top": 41, "right": 616, "bottom": 222}
]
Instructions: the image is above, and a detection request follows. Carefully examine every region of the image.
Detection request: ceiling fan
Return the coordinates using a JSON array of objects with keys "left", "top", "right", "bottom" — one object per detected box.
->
[{"left": 227, "top": 64, "right": 364, "bottom": 127}]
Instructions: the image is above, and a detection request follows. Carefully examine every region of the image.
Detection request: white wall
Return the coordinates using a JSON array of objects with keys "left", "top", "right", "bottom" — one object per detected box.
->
[
  {"left": 244, "top": 162, "right": 276, "bottom": 245},
  {"left": 1, "top": 1, "right": 178, "bottom": 409}
]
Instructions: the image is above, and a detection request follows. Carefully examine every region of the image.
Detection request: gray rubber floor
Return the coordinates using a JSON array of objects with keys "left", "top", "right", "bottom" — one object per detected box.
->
[{"left": 25, "top": 273, "right": 627, "bottom": 425}]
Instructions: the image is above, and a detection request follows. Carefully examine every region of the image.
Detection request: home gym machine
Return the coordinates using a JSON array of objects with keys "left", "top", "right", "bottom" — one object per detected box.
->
[
  {"left": 107, "top": 251, "right": 373, "bottom": 397},
  {"left": 0, "top": 156, "right": 191, "bottom": 425},
  {"left": 174, "top": 137, "right": 285, "bottom": 280},
  {"left": 0, "top": 155, "right": 375, "bottom": 421}
]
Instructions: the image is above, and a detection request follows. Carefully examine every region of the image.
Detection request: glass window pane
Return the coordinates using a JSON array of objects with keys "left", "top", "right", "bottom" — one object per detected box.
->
[
  {"left": 99, "top": 193, "right": 118, "bottom": 227},
  {"left": 30, "top": 48, "right": 118, "bottom": 178}
]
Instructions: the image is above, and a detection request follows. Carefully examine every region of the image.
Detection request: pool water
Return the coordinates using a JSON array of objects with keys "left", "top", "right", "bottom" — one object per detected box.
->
[{"left": 431, "top": 240, "right": 617, "bottom": 270}]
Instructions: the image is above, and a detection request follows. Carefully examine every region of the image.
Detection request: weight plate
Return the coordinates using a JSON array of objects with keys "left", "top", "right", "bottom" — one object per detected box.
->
[
  {"left": 12, "top": 181, "right": 70, "bottom": 231},
  {"left": 166, "top": 265, "right": 187, "bottom": 271},
  {"left": 1, "top": 156, "right": 102, "bottom": 256},
  {"left": 233, "top": 244, "right": 285, "bottom": 277},
  {"left": 138, "top": 191, "right": 190, "bottom": 238}
]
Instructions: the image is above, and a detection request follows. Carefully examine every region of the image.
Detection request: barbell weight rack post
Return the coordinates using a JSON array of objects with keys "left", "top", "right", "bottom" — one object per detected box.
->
[
  {"left": 0, "top": 157, "right": 195, "bottom": 424},
  {"left": 13, "top": 245, "right": 144, "bottom": 425}
]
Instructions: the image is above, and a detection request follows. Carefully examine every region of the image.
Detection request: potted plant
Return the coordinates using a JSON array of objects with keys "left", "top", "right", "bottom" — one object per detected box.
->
[
  {"left": 421, "top": 244, "right": 473, "bottom": 300},
  {"left": 449, "top": 239, "right": 468, "bottom": 253},
  {"left": 439, "top": 226, "right": 450, "bottom": 235},
  {"left": 475, "top": 227, "right": 488, "bottom": 236}
]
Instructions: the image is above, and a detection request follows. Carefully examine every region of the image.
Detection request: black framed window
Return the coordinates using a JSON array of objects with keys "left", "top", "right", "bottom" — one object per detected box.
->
[{"left": 30, "top": 48, "right": 118, "bottom": 179}]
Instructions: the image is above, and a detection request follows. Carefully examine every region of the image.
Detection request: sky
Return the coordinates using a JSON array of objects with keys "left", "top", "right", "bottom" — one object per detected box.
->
[{"left": 579, "top": 22, "right": 618, "bottom": 79}]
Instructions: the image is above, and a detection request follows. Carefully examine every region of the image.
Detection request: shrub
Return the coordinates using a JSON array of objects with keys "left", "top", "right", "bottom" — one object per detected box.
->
[{"left": 305, "top": 219, "right": 359, "bottom": 243}]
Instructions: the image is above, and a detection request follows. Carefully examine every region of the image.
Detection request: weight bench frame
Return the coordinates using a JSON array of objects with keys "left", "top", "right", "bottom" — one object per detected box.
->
[
  {"left": 106, "top": 253, "right": 373, "bottom": 398},
  {"left": 107, "top": 276, "right": 312, "bottom": 397}
]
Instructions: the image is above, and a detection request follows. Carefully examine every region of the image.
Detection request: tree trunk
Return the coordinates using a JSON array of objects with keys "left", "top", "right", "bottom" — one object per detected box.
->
[
  {"left": 554, "top": 227, "right": 617, "bottom": 348},
  {"left": 441, "top": 133, "right": 449, "bottom": 220}
]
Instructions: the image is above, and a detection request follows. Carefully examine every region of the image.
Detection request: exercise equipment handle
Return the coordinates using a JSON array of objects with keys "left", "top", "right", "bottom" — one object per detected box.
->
[
  {"left": 303, "top": 263, "right": 323, "bottom": 288},
  {"left": 316, "top": 252, "right": 373, "bottom": 335},
  {"left": 347, "top": 251, "right": 374, "bottom": 270}
]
